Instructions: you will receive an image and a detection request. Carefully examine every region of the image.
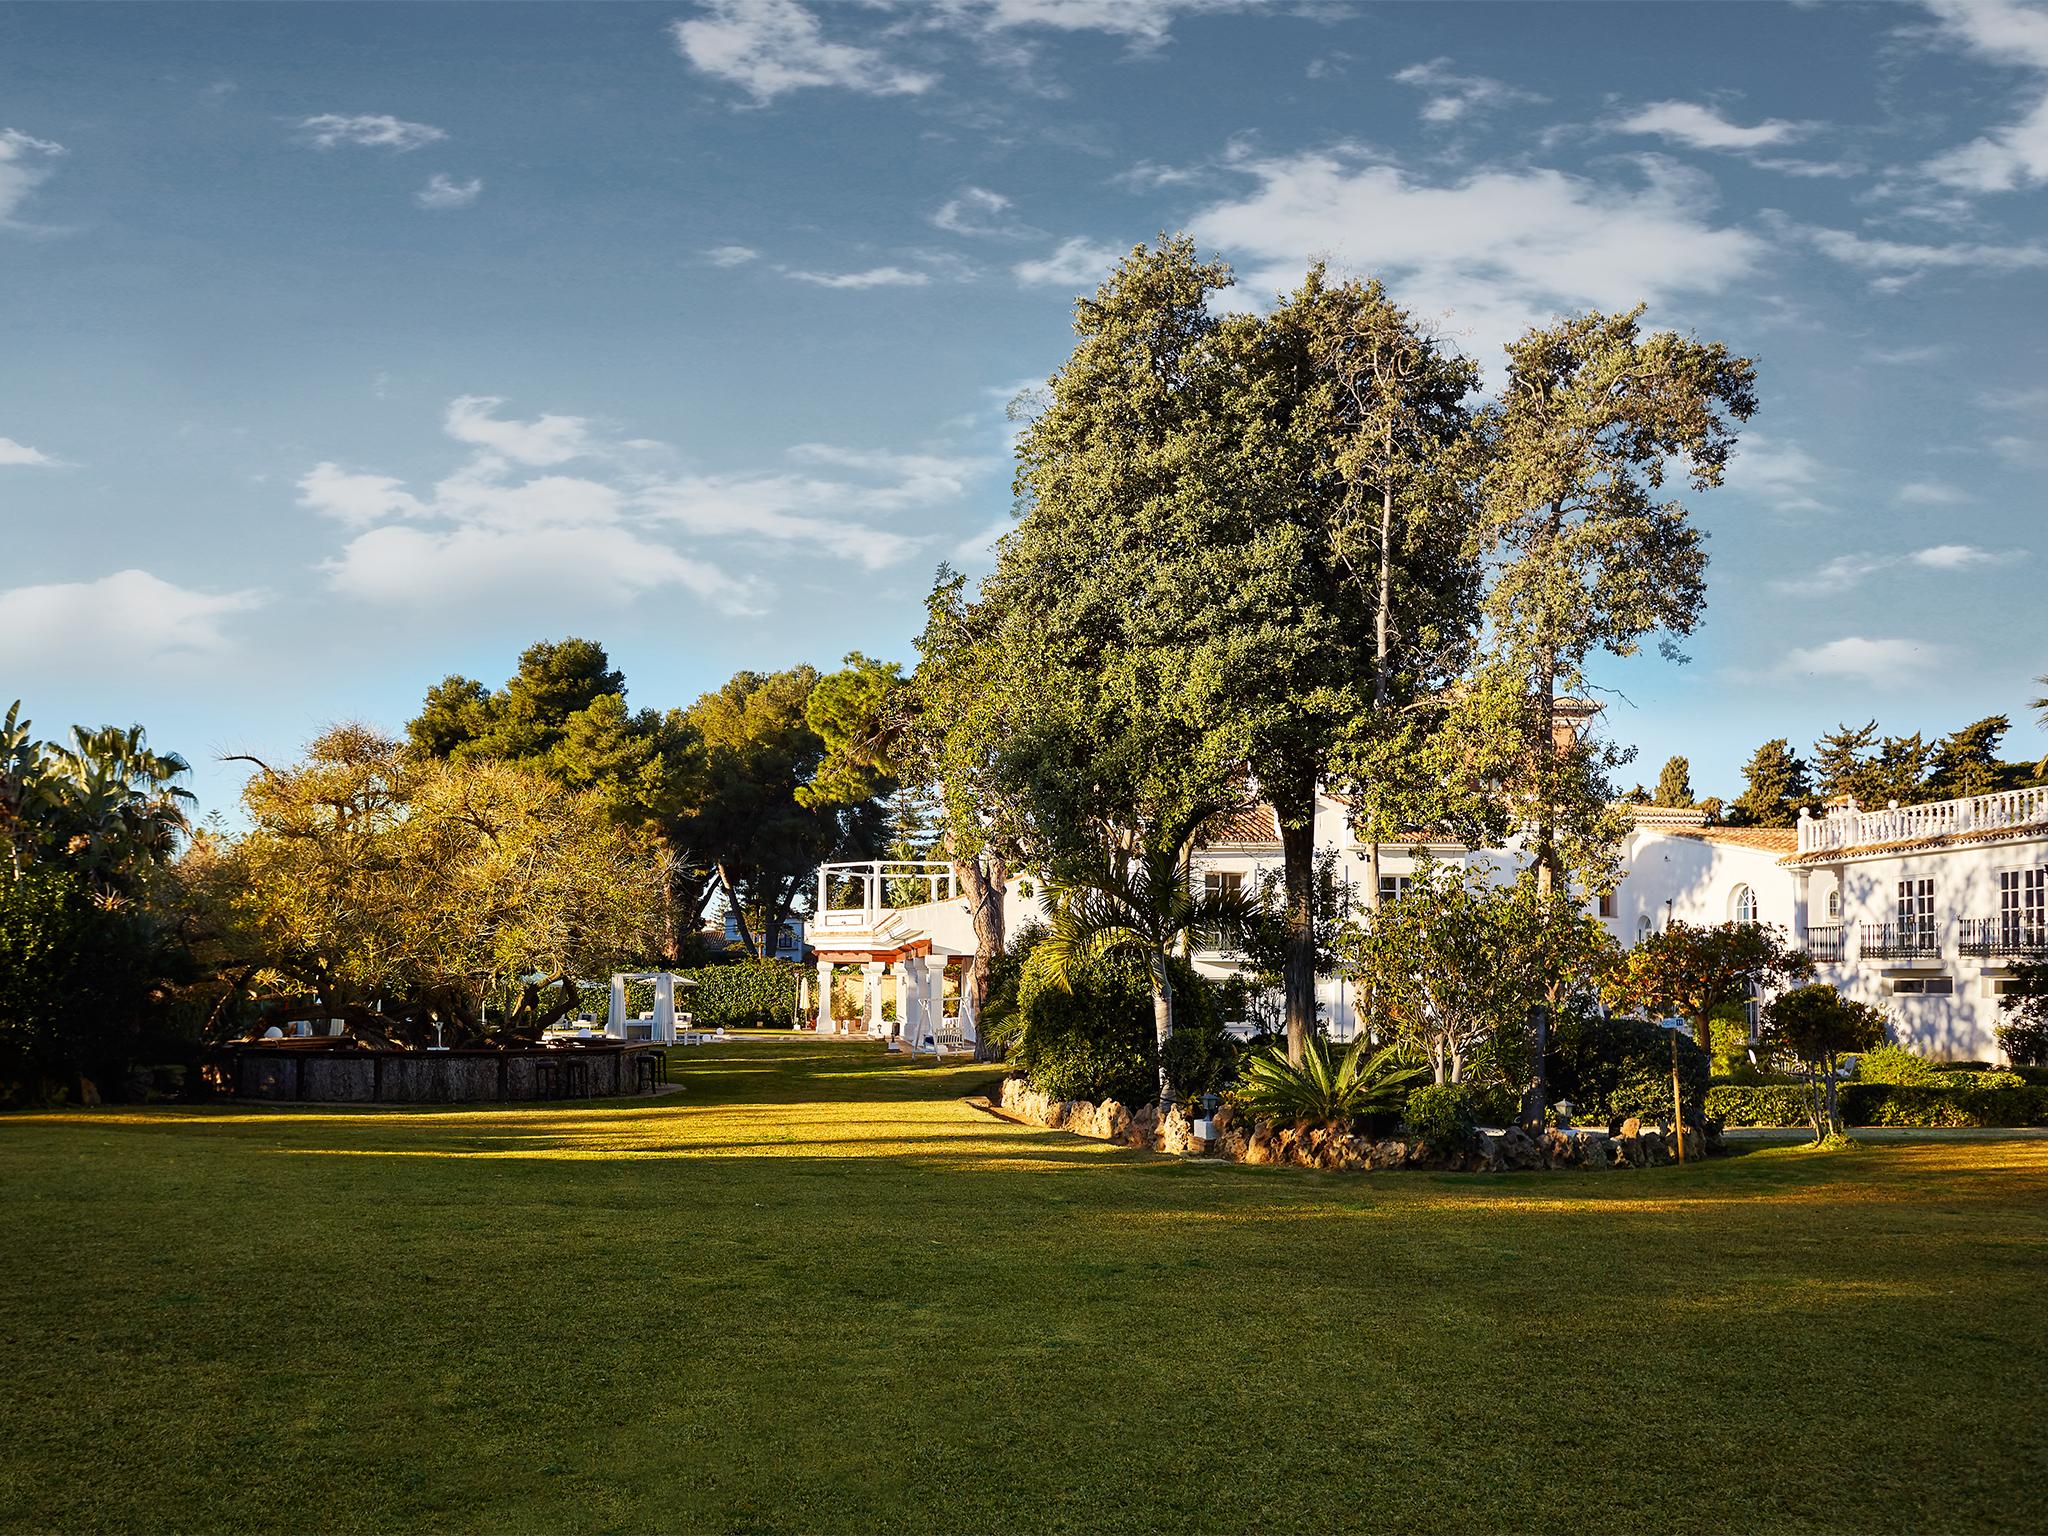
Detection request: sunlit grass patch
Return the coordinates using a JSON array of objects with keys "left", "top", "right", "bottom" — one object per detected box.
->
[{"left": 3, "top": 1037, "right": 2045, "bottom": 1534}]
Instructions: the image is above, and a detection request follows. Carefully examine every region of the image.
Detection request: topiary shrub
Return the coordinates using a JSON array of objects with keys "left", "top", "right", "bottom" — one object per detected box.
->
[
  {"left": 1404, "top": 1081, "right": 1478, "bottom": 1155},
  {"left": 1012, "top": 947, "right": 1158, "bottom": 1107},
  {"left": 1547, "top": 1013, "right": 1709, "bottom": 1128},
  {"left": 1706, "top": 1084, "right": 1813, "bottom": 1127},
  {"left": 1853, "top": 1043, "right": 1943, "bottom": 1085}
]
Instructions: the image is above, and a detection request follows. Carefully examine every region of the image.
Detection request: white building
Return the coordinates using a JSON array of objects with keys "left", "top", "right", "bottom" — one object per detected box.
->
[
  {"left": 721, "top": 911, "right": 806, "bottom": 961},
  {"left": 800, "top": 786, "right": 2047, "bottom": 1065},
  {"left": 1610, "top": 791, "right": 2048, "bottom": 1062},
  {"left": 801, "top": 860, "right": 1046, "bottom": 1052},
  {"left": 1185, "top": 792, "right": 1494, "bottom": 1040}
]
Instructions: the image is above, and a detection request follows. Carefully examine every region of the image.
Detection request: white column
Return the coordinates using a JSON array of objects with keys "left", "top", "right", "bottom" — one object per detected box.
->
[
  {"left": 815, "top": 960, "right": 835, "bottom": 1033},
  {"left": 1790, "top": 870, "right": 1811, "bottom": 946},
  {"left": 862, "top": 960, "right": 886, "bottom": 1037},
  {"left": 891, "top": 959, "right": 916, "bottom": 1042}
]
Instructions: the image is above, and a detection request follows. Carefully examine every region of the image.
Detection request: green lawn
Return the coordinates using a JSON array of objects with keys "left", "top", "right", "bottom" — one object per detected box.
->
[{"left": 4, "top": 1038, "right": 2046, "bottom": 1535}]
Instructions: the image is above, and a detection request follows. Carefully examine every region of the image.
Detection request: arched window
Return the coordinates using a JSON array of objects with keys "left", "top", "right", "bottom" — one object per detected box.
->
[
  {"left": 1827, "top": 889, "right": 1841, "bottom": 920},
  {"left": 1733, "top": 885, "right": 1758, "bottom": 926},
  {"left": 1637, "top": 914, "right": 1652, "bottom": 945}
]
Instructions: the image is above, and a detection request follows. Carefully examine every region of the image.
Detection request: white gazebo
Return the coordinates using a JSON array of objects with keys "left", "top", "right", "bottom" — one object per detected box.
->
[{"left": 603, "top": 971, "right": 697, "bottom": 1044}]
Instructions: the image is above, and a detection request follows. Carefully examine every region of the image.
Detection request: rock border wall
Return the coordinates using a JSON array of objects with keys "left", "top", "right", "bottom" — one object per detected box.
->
[{"left": 997, "top": 1076, "right": 1720, "bottom": 1172}]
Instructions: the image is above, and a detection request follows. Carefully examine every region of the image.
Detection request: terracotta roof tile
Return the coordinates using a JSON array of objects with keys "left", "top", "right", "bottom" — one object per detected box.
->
[
  {"left": 1199, "top": 804, "right": 1280, "bottom": 848},
  {"left": 1659, "top": 826, "right": 1800, "bottom": 853},
  {"left": 1781, "top": 823, "right": 2048, "bottom": 865}
]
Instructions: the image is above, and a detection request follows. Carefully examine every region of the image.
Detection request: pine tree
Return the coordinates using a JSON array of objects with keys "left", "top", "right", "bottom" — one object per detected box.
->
[
  {"left": 1812, "top": 721, "right": 1881, "bottom": 804},
  {"left": 1868, "top": 732, "right": 1932, "bottom": 805},
  {"left": 1725, "top": 738, "right": 1811, "bottom": 827},
  {"left": 1927, "top": 715, "right": 2012, "bottom": 800},
  {"left": 1653, "top": 755, "right": 1693, "bottom": 807}
]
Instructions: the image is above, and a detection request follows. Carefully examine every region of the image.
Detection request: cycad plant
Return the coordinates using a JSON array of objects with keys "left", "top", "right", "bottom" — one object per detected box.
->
[{"left": 1235, "top": 1035, "right": 1430, "bottom": 1124}]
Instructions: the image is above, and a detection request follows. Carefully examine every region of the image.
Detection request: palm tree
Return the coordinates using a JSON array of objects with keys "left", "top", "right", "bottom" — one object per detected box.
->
[
  {"left": 4, "top": 709, "right": 194, "bottom": 893},
  {"left": 1037, "top": 837, "right": 1252, "bottom": 1102},
  {"left": 2033, "top": 674, "right": 2048, "bottom": 777}
]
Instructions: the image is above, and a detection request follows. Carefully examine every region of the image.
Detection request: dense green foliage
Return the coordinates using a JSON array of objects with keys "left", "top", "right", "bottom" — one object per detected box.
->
[
  {"left": 1403, "top": 1081, "right": 1480, "bottom": 1154},
  {"left": 1547, "top": 1012, "right": 1710, "bottom": 1127},
  {"left": 0, "top": 865, "right": 175, "bottom": 1101},
  {"left": 1998, "top": 961, "right": 2048, "bottom": 1064},
  {"left": 682, "top": 959, "right": 804, "bottom": 1029},
  {"left": 1341, "top": 860, "right": 1616, "bottom": 1094},
  {"left": 1854, "top": 1043, "right": 1944, "bottom": 1085},
  {"left": 1719, "top": 712, "right": 2042, "bottom": 821},
  {"left": 1761, "top": 983, "right": 1889, "bottom": 1141},
  {"left": 1012, "top": 948, "right": 1160, "bottom": 1106},
  {"left": 0, "top": 704, "right": 197, "bottom": 1101},
  {"left": 408, "top": 639, "right": 897, "bottom": 961},
  {"left": 1710, "top": 1081, "right": 2048, "bottom": 1129}
]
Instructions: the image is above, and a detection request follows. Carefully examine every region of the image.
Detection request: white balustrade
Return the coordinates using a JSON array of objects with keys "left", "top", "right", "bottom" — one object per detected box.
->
[
  {"left": 1797, "top": 786, "right": 2048, "bottom": 855},
  {"left": 813, "top": 860, "right": 959, "bottom": 931}
]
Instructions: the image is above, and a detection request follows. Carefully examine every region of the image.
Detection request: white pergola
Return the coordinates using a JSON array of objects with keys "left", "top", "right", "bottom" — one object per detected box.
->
[{"left": 602, "top": 971, "right": 697, "bottom": 1044}]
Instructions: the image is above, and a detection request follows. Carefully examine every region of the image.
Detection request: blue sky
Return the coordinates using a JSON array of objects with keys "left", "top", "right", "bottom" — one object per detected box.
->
[{"left": 3, "top": 0, "right": 2046, "bottom": 818}]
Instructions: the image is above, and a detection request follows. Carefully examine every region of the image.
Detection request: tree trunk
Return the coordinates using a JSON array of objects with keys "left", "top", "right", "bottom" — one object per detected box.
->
[
  {"left": 715, "top": 862, "right": 761, "bottom": 958},
  {"left": 1274, "top": 783, "right": 1318, "bottom": 1067},
  {"left": 1148, "top": 951, "right": 1176, "bottom": 1104},
  {"left": 1519, "top": 1005, "right": 1550, "bottom": 1132},
  {"left": 957, "top": 847, "right": 1008, "bottom": 1062},
  {"left": 1534, "top": 654, "right": 1559, "bottom": 898}
]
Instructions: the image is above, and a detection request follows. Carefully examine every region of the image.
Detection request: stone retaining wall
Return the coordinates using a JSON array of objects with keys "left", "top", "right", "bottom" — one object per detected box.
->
[
  {"left": 997, "top": 1076, "right": 1719, "bottom": 1172},
  {"left": 233, "top": 1047, "right": 648, "bottom": 1104}
]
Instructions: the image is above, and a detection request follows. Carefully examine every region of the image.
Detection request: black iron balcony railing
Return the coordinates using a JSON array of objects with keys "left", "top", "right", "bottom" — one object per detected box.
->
[
  {"left": 1803, "top": 924, "right": 1846, "bottom": 963},
  {"left": 1861, "top": 922, "right": 1942, "bottom": 959},
  {"left": 1958, "top": 917, "right": 2048, "bottom": 957}
]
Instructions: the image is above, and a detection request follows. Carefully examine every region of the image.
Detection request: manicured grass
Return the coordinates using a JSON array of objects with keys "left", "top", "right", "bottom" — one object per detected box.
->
[{"left": 4, "top": 1038, "right": 2046, "bottom": 1534}]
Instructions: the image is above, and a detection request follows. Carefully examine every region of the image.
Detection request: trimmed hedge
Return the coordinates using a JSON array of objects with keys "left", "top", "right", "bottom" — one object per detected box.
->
[
  {"left": 680, "top": 959, "right": 804, "bottom": 1029},
  {"left": 1708, "top": 1082, "right": 2048, "bottom": 1129}
]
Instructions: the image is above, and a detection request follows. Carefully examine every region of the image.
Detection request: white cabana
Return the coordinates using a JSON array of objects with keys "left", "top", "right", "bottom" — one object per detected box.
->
[{"left": 603, "top": 971, "right": 697, "bottom": 1044}]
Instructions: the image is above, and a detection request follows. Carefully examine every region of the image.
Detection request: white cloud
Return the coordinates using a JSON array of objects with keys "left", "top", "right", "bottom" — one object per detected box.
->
[
  {"left": 0, "top": 435, "right": 57, "bottom": 467},
  {"left": 443, "top": 396, "right": 592, "bottom": 466},
  {"left": 1777, "top": 635, "right": 1941, "bottom": 685},
  {"left": 782, "top": 264, "right": 930, "bottom": 289},
  {"left": 671, "top": 0, "right": 935, "bottom": 105},
  {"left": 1868, "top": 343, "right": 1949, "bottom": 365},
  {"left": 298, "top": 113, "right": 446, "bottom": 151},
  {"left": 1911, "top": 542, "right": 2002, "bottom": 569},
  {"left": 415, "top": 173, "right": 482, "bottom": 210},
  {"left": 1916, "top": 0, "right": 2048, "bottom": 192},
  {"left": 298, "top": 463, "right": 428, "bottom": 526},
  {"left": 1187, "top": 147, "right": 1763, "bottom": 359},
  {"left": 1391, "top": 58, "right": 1546, "bottom": 125},
  {"left": 1616, "top": 100, "right": 1810, "bottom": 151},
  {"left": 937, "top": 0, "right": 1241, "bottom": 48},
  {"left": 704, "top": 244, "right": 760, "bottom": 266},
  {"left": 1727, "top": 432, "right": 1829, "bottom": 515},
  {"left": 0, "top": 569, "right": 265, "bottom": 668},
  {"left": 0, "top": 128, "right": 64, "bottom": 228},
  {"left": 932, "top": 185, "right": 1020, "bottom": 236},
  {"left": 1014, "top": 235, "right": 1123, "bottom": 287},
  {"left": 1797, "top": 223, "right": 2048, "bottom": 274},
  {"left": 1894, "top": 480, "right": 1974, "bottom": 507},
  {"left": 300, "top": 399, "right": 987, "bottom": 610},
  {"left": 1769, "top": 543, "right": 2012, "bottom": 594}
]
